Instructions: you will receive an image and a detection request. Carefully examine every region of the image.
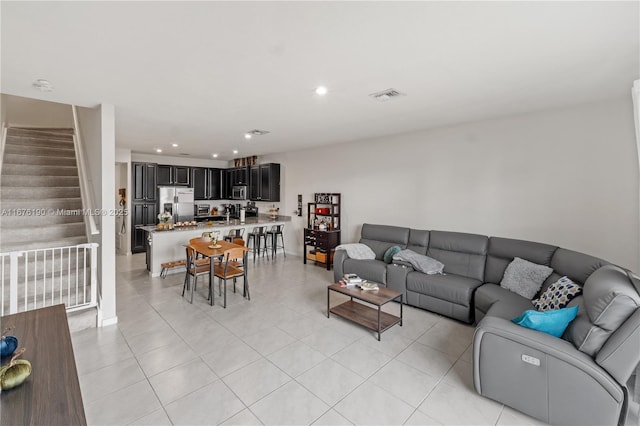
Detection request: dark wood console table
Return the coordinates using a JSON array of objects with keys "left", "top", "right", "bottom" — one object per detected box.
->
[{"left": 1, "top": 304, "right": 87, "bottom": 425}]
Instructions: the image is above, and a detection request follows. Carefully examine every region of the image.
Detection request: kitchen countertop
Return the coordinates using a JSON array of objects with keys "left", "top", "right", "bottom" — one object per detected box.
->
[
  {"left": 138, "top": 214, "right": 290, "bottom": 233},
  {"left": 140, "top": 215, "right": 290, "bottom": 277}
]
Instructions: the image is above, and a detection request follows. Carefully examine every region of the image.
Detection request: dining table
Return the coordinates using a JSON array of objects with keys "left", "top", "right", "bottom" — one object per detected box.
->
[{"left": 188, "top": 239, "right": 251, "bottom": 308}]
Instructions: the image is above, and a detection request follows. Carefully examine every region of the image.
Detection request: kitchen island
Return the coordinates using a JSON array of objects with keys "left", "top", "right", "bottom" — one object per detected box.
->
[{"left": 139, "top": 215, "right": 290, "bottom": 277}]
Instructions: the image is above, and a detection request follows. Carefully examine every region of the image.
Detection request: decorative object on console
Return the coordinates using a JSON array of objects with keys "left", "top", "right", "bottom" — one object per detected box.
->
[
  {"left": 500, "top": 257, "right": 553, "bottom": 299},
  {"left": 532, "top": 276, "right": 582, "bottom": 311},
  {"left": 511, "top": 305, "right": 579, "bottom": 337},
  {"left": 1, "top": 327, "right": 18, "bottom": 358},
  {"left": 0, "top": 347, "right": 32, "bottom": 390}
]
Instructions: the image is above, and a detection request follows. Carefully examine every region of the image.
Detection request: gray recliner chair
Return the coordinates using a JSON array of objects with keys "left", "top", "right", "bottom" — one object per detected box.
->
[{"left": 473, "top": 265, "right": 640, "bottom": 425}]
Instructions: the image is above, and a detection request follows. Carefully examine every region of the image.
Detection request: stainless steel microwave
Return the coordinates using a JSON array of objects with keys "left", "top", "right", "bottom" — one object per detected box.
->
[{"left": 231, "top": 185, "right": 247, "bottom": 200}]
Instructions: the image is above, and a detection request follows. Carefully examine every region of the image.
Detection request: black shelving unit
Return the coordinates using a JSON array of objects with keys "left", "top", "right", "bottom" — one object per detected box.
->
[{"left": 304, "top": 193, "right": 341, "bottom": 270}]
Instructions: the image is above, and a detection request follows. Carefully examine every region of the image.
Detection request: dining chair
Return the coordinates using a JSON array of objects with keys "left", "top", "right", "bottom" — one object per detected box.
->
[
  {"left": 189, "top": 237, "right": 214, "bottom": 266},
  {"left": 266, "top": 224, "right": 286, "bottom": 259},
  {"left": 247, "top": 226, "right": 269, "bottom": 263},
  {"left": 224, "top": 228, "right": 245, "bottom": 242},
  {"left": 182, "top": 245, "right": 211, "bottom": 303},
  {"left": 211, "top": 247, "right": 248, "bottom": 308}
]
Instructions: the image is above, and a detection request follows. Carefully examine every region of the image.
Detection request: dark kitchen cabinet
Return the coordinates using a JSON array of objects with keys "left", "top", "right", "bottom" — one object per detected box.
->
[
  {"left": 249, "top": 163, "right": 280, "bottom": 201},
  {"left": 131, "top": 202, "right": 157, "bottom": 253},
  {"left": 157, "top": 165, "right": 190, "bottom": 186},
  {"left": 132, "top": 162, "right": 157, "bottom": 201},
  {"left": 192, "top": 168, "right": 222, "bottom": 200},
  {"left": 221, "top": 169, "right": 230, "bottom": 199},
  {"left": 229, "top": 167, "right": 248, "bottom": 186}
]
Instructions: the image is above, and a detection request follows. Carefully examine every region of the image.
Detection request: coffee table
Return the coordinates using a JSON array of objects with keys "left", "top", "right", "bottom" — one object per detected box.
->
[{"left": 327, "top": 282, "right": 403, "bottom": 340}]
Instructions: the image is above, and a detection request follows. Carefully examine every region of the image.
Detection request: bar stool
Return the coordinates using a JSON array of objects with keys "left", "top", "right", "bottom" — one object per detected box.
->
[
  {"left": 266, "top": 224, "right": 286, "bottom": 259},
  {"left": 224, "top": 228, "right": 245, "bottom": 242},
  {"left": 247, "top": 226, "right": 269, "bottom": 263}
]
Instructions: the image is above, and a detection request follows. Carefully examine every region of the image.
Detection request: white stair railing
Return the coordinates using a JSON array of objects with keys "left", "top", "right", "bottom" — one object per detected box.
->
[{"left": 1, "top": 242, "right": 99, "bottom": 316}]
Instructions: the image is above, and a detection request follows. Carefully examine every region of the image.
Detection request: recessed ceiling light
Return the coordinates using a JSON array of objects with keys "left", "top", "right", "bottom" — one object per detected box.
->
[
  {"left": 315, "top": 85, "right": 328, "bottom": 95},
  {"left": 233, "top": 150, "right": 238, "bottom": 154},
  {"left": 33, "top": 79, "right": 53, "bottom": 92},
  {"left": 244, "top": 133, "right": 252, "bottom": 140},
  {"left": 212, "top": 153, "right": 218, "bottom": 158},
  {"left": 155, "top": 148, "right": 162, "bottom": 153},
  {"left": 171, "top": 143, "right": 179, "bottom": 148}
]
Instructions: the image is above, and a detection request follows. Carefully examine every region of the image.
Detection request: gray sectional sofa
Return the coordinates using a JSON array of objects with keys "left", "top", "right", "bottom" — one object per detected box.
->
[{"left": 334, "top": 223, "right": 640, "bottom": 426}]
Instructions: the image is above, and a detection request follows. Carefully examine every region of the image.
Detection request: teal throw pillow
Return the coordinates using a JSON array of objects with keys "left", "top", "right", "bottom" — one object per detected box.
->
[
  {"left": 383, "top": 246, "right": 401, "bottom": 264},
  {"left": 511, "top": 305, "right": 579, "bottom": 338}
]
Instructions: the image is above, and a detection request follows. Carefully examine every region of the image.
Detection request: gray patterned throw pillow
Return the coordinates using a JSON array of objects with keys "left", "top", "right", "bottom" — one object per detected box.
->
[{"left": 500, "top": 257, "right": 553, "bottom": 299}]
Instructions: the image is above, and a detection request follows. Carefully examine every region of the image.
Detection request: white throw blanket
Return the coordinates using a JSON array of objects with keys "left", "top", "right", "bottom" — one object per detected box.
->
[{"left": 335, "top": 243, "right": 376, "bottom": 260}]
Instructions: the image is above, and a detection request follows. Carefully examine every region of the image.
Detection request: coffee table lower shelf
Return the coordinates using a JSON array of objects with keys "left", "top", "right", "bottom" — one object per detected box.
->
[{"left": 330, "top": 300, "right": 402, "bottom": 339}]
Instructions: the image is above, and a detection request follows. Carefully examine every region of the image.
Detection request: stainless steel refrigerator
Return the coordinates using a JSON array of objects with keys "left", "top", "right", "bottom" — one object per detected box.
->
[{"left": 158, "top": 186, "right": 195, "bottom": 222}]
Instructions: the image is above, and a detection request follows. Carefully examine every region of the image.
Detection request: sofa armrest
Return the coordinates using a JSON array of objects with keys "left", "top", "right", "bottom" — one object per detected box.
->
[
  {"left": 333, "top": 249, "right": 349, "bottom": 282},
  {"left": 474, "top": 315, "right": 623, "bottom": 402}
]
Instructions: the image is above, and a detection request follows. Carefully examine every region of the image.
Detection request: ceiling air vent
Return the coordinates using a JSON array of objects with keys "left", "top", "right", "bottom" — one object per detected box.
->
[
  {"left": 247, "top": 129, "right": 270, "bottom": 136},
  {"left": 369, "top": 88, "right": 406, "bottom": 102},
  {"left": 179, "top": 153, "right": 190, "bottom": 156}
]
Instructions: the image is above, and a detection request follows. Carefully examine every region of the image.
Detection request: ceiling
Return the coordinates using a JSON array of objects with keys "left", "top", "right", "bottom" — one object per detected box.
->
[{"left": 2, "top": 1, "right": 638, "bottom": 161}]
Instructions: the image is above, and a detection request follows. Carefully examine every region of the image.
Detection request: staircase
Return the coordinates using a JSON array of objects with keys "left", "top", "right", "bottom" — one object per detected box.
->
[{"left": 1, "top": 127, "right": 87, "bottom": 252}]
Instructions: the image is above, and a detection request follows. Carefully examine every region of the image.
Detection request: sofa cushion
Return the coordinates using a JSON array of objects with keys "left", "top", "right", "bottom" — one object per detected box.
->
[
  {"left": 360, "top": 223, "right": 410, "bottom": 260},
  {"left": 532, "top": 276, "right": 583, "bottom": 311},
  {"left": 485, "top": 237, "right": 557, "bottom": 285},
  {"left": 406, "top": 271, "right": 482, "bottom": 307},
  {"left": 342, "top": 258, "right": 387, "bottom": 285},
  {"left": 475, "top": 283, "right": 533, "bottom": 319},
  {"left": 383, "top": 246, "right": 402, "bottom": 264},
  {"left": 427, "top": 231, "right": 488, "bottom": 281},
  {"left": 500, "top": 257, "right": 554, "bottom": 299},
  {"left": 541, "top": 248, "right": 609, "bottom": 295},
  {"left": 512, "top": 306, "right": 579, "bottom": 338},
  {"left": 407, "top": 229, "right": 430, "bottom": 255},
  {"left": 565, "top": 265, "right": 640, "bottom": 356}
]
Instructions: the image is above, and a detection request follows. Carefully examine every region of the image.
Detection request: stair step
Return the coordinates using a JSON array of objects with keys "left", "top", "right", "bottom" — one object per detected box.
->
[
  {"left": 0, "top": 236, "right": 88, "bottom": 253},
  {"left": 1, "top": 164, "right": 78, "bottom": 177},
  {"left": 3, "top": 144, "right": 76, "bottom": 158},
  {"left": 0, "top": 197, "right": 83, "bottom": 210},
  {"left": 8, "top": 127, "right": 74, "bottom": 137},
  {"left": 6, "top": 135, "right": 74, "bottom": 148},
  {"left": 1, "top": 222, "right": 86, "bottom": 247},
  {"left": 1, "top": 175, "right": 80, "bottom": 187},
  {"left": 0, "top": 212, "right": 84, "bottom": 227},
  {"left": 1, "top": 187, "right": 81, "bottom": 200},
  {"left": 1, "top": 154, "right": 77, "bottom": 167}
]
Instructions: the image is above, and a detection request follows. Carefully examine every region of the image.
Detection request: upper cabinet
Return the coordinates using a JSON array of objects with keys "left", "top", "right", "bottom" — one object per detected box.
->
[
  {"left": 132, "top": 162, "right": 157, "bottom": 201},
  {"left": 249, "top": 163, "right": 280, "bottom": 202},
  {"left": 157, "top": 165, "right": 190, "bottom": 186},
  {"left": 192, "top": 168, "right": 222, "bottom": 200}
]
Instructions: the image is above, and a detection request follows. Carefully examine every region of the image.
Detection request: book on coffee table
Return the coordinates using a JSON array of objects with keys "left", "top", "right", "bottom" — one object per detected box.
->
[{"left": 360, "top": 281, "right": 379, "bottom": 291}]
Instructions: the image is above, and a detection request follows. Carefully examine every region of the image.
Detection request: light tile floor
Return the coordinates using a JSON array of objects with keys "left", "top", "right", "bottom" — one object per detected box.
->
[{"left": 73, "top": 253, "right": 551, "bottom": 426}]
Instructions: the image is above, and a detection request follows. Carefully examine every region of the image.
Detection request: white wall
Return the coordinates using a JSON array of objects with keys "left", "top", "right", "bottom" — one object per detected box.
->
[
  {"left": 131, "top": 152, "right": 227, "bottom": 168},
  {"left": 3, "top": 93, "right": 74, "bottom": 127},
  {"left": 262, "top": 98, "right": 640, "bottom": 272},
  {"left": 76, "top": 104, "right": 118, "bottom": 326}
]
